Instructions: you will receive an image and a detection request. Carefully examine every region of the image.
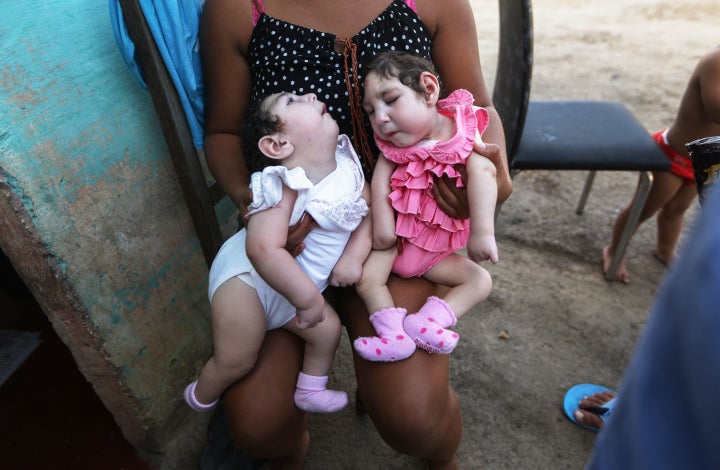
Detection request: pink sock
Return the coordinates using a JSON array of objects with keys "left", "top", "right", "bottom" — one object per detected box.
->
[
  {"left": 294, "top": 373, "right": 347, "bottom": 413},
  {"left": 403, "top": 296, "right": 459, "bottom": 354},
  {"left": 353, "top": 307, "right": 416, "bottom": 362},
  {"left": 184, "top": 381, "right": 218, "bottom": 412}
]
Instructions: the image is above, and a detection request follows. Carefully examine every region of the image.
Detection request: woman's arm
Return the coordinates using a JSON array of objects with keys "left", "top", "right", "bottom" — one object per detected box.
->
[
  {"left": 200, "top": 0, "right": 256, "bottom": 213},
  {"left": 418, "top": 0, "right": 513, "bottom": 204},
  {"left": 201, "top": 0, "right": 318, "bottom": 251},
  {"left": 246, "top": 185, "right": 326, "bottom": 329}
]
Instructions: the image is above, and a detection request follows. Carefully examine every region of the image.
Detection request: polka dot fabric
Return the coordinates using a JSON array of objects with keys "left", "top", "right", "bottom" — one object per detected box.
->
[{"left": 248, "top": 0, "right": 432, "bottom": 176}]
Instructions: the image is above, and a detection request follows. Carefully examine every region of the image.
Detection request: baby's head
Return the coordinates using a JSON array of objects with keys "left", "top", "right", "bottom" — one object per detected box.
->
[
  {"left": 241, "top": 92, "right": 339, "bottom": 173},
  {"left": 363, "top": 50, "right": 439, "bottom": 98},
  {"left": 362, "top": 51, "right": 444, "bottom": 148},
  {"left": 241, "top": 96, "right": 282, "bottom": 173}
]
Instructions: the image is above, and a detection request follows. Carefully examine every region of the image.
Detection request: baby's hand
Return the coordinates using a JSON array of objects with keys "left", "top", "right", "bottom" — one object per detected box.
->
[
  {"left": 294, "top": 297, "right": 326, "bottom": 329},
  {"left": 467, "top": 234, "right": 499, "bottom": 264},
  {"left": 330, "top": 258, "right": 363, "bottom": 287}
]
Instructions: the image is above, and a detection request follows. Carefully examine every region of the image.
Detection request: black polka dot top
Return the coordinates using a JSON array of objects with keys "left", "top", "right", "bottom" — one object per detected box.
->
[{"left": 248, "top": 0, "right": 433, "bottom": 178}]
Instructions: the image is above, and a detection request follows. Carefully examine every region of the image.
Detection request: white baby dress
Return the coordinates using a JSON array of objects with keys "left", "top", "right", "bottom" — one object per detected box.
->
[{"left": 207, "top": 135, "right": 368, "bottom": 329}]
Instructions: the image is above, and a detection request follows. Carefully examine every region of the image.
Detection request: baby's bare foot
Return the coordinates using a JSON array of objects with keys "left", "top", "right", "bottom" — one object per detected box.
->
[{"left": 602, "top": 246, "right": 630, "bottom": 284}]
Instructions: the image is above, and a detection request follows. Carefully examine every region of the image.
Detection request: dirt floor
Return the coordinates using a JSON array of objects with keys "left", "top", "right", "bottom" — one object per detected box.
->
[{"left": 296, "top": 0, "right": 718, "bottom": 468}]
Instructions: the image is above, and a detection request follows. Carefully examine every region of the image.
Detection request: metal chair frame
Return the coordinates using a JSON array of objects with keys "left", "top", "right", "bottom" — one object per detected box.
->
[{"left": 492, "top": 0, "right": 669, "bottom": 281}]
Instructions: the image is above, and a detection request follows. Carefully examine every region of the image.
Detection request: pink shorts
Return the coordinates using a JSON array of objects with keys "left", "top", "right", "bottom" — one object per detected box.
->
[
  {"left": 653, "top": 129, "right": 695, "bottom": 185},
  {"left": 392, "top": 239, "right": 453, "bottom": 278}
]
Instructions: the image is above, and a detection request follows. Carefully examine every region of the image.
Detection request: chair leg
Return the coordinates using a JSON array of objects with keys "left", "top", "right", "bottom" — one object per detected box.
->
[
  {"left": 604, "top": 171, "right": 654, "bottom": 281},
  {"left": 576, "top": 170, "right": 596, "bottom": 215}
]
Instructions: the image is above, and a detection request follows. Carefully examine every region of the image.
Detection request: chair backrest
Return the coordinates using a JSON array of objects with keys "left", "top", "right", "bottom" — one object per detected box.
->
[
  {"left": 492, "top": 0, "right": 534, "bottom": 165},
  {"left": 118, "top": 0, "right": 224, "bottom": 267}
]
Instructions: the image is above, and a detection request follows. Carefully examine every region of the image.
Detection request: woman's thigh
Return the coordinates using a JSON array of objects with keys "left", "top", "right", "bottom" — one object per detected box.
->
[
  {"left": 222, "top": 328, "right": 307, "bottom": 456},
  {"left": 336, "top": 276, "right": 462, "bottom": 458}
]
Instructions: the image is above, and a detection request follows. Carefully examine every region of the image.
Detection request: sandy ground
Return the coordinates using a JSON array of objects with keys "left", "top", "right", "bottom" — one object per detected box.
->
[{"left": 296, "top": 1, "right": 719, "bottom": 469}]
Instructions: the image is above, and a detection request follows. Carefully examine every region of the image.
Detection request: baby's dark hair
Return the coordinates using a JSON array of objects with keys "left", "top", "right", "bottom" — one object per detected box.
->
[
  {"left": 240, "top": 95, "right": 284, "bottom": 174},
  {"left": 364, "top": 50, "right": 441, "bottom": 97}
]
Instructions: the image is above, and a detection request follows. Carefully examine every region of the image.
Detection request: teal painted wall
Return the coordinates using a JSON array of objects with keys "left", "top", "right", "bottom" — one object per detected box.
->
[{"left": 1, "top": 0, "right": 212, "bottom": 457}]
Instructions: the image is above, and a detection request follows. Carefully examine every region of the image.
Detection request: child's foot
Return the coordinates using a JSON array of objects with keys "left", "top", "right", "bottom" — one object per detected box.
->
[
  {"left": 354, "top": 307, "right": 415, "bottom": 362},
  {"left": 184, "top": 381, "right": 218, "bottom": 412},
  {"left": 294, "top": 373, "right": 347, "bottom": 413},
  {"left": 403, "top": 297, "right": 459, "bottom": 354},
  {"left": 602, "top": 245, "right": 630, "bottom": 284}
]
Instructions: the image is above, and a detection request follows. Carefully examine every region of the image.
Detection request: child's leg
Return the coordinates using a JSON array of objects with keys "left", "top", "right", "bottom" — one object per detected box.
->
[
  {"left": 655, "top": 182, "right": 697, "bottom": 264},
  {"left": 353, "top": 306, "right": 416, "bottom": 362},
  {"left": 353, "top": 248, "right": 416, "bottom": 362},
  {"left": 186, "top": 278, "right": 267, "bottom": 411},
  {"left": 404, "top": 254, "right": 492, "bottom": 354},
  {"left": 355, "top": 247, "right": 397, "bottom": 314},
  {"left": 603, "top": 171, "right": 683, "bottom": 283},
  {"left": 283, "top": 302, "right": 347, "bottom": 413},
  {"left": 424, "top": 254, "right": 493, "bottom": 316}
]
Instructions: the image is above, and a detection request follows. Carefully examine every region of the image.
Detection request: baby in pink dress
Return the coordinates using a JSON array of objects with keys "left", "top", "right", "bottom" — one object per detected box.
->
[{"left": 354, "top": 50, "right": 499, "bottom": 362}]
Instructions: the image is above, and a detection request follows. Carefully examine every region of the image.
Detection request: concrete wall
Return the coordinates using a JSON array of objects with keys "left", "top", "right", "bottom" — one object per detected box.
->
[{"left": 1, "top": 1, "right": 212, "bottom": 464}]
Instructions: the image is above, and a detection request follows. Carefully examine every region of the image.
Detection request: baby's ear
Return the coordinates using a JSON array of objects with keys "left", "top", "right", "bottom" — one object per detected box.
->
[
  {"left": 258, "top": 134, "right": 294, "bottom": 160},
  {"left": 420, "top": 71, "right": 440, "bottom": 106}
]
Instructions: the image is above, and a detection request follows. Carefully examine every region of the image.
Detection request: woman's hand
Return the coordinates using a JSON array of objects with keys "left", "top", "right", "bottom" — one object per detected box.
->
[
  {"left": 432, "top": 141, "right": 503, "bottom": 218},
  {"left": 432, "top": 166, "right": 469, "bottom": 219},
  {"left": 285, "top": 213, "right": 318, "bottom": 257}
]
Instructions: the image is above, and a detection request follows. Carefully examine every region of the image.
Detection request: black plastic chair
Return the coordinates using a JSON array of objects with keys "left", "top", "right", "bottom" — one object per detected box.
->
[{"left": 492, "top": 0, "right": 670, "bottom": 281}]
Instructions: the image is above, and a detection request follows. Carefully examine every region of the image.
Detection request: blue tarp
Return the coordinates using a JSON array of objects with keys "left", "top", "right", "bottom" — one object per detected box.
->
[{"left": 109, "top": 0, "right": 205, "bottom": 148}]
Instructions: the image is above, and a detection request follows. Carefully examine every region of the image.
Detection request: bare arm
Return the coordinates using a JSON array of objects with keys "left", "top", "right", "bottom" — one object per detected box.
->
[
  {"left": 330, "top": 183, "right": 373, "bottom": 287},
  {"left": 201, "top": 0, "right": 319, "bottom": 252},
  {"left": 670, "top": 47, "right": 720, "bottom": 153},
  {"left": 201, "top": 0, "right": 255, "bottom": 212},
  {"left": 370, "top": 156, "right": 398, "bottom": 249},
  {"left": 466, "top": 153, "right": 499, "bottom": 264},
  {"left": 246, "top": 185, "right": 325, "bottom": 329},
  {"left": 418, "top": 0, "right": 513, "bottom": 204},
  {"left": 699, "top": 48, "right": 720, "bottom": 124}
]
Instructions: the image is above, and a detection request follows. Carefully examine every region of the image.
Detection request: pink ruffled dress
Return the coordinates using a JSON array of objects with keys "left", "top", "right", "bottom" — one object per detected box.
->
[{"left": 374, "top": 89, "right": 490, "bottom": 278}]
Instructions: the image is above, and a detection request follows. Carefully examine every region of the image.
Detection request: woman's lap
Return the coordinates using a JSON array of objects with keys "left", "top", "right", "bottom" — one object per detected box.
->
[
  {"left": 222, "top": 275, "right": 461, "bottom": 460},
  {"left": 222, "top": 328, "right": 306, "bottom": 457},
  {"left": 338, "top": 276, "right": 462, "bottom": 459}
]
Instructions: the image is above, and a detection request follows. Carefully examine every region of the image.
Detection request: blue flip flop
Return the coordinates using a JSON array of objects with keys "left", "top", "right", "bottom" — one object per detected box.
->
[{"left": 563, "top": 383, "right": 617, "bottom": 431}]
